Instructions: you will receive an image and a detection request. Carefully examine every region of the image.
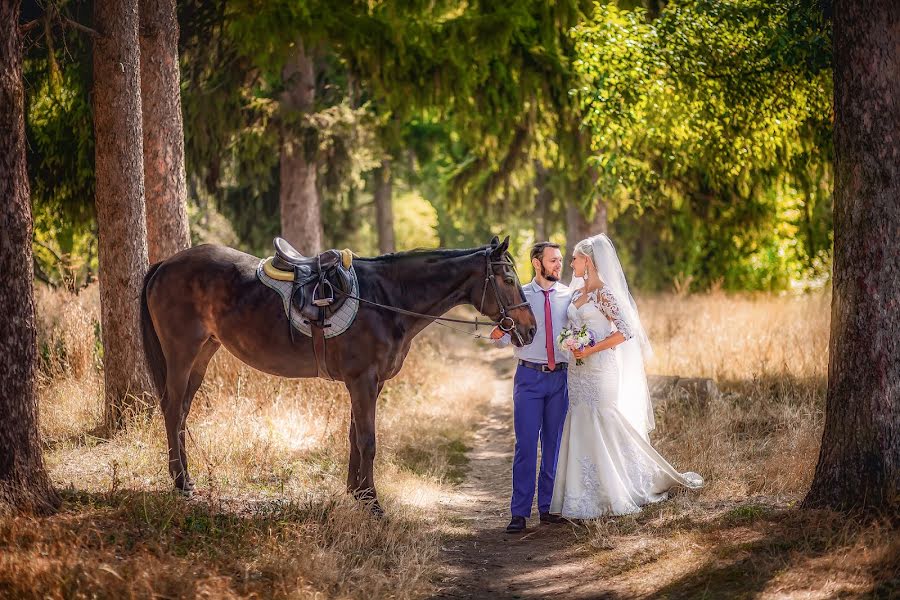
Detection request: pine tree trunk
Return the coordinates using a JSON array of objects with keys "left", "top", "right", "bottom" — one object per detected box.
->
[
  {"left": 533, "top": 161, "right": 551, "bottom": 242},
  {"left": 374, "top": 159, "right": 396, "bottom": 254},
  {"left": 0, "top": 0, "right": 58, "bottom": 514},
  {"left": 140, "top": 0, "right": 191, "bottom": 263},
  {"left": 564, "top": 197, "right": 607, "bottom": 280},
  {"left": 279, "top": 39, "right": 323, "bottom": 255},
  {"left": 93, "top": 0, "right": 154, "bottom": 433},
  {"left": 803, "top": 0, "right": 900, "bottom": 512}
]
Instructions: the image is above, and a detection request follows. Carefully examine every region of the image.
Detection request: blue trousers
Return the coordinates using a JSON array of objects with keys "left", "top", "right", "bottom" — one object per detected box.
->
[{"left": 510, "top": 364, "right": 569, "bottom": 517}]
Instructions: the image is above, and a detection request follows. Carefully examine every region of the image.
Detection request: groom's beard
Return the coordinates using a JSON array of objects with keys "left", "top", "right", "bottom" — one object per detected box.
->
[{"left": 541, "top": 264, "right": 560, "bottom": 282}]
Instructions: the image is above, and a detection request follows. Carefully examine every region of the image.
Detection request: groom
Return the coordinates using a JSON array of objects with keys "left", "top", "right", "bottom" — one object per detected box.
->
[{"left": 491, "top": 242, "right": 572, "bottom": 533}]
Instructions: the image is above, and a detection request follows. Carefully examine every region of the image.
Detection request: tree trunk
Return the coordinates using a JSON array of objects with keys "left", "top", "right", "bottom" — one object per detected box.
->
[
  {"left": 140, "top": 0, "right": 191, "bottom": 263},
  {"left": 279, "top": 39, "right": 323, "bottom": 255},
  {"left": 564, "top": 196, "right": 607, "bottom": 280},
  {"left": 93, "top": 0, "right": 154, "bottom": 433},
  {"left": 0, "top": 0, "right": 58, "bottom": 514},
  {"left": 533, "top": 161, "right": 551, "bottom": 242},
  {"left": 803, "top": 0, "right": 900, "bottom": 512},
  {"left": 374, "top": 159, "right": 396, "bottom": 254}
]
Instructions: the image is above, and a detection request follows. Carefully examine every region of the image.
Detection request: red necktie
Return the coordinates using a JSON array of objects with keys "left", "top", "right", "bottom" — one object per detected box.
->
[{"left": 543, "top": 289, "right": 555, "bottom": 371}]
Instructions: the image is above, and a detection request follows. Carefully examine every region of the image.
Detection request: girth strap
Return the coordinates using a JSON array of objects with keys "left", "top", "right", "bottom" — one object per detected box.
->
[
  {"left": 310, "top": 321, "right": 333, "bottom": 380},
  {"left": 310, "top": 258, "right": 334, "bottom": 380}
]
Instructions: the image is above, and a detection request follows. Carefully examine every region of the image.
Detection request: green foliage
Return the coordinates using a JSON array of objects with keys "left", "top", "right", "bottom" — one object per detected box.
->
[
  {"left": 332, "top": 187, "right": 441, "bottom": 256},
  {"left": 572, "top": 0, "right": 833, "bottom": 290},
  {"left": 19, "top": 0, "right": 834, "bottom": 293},
  {"left": 178, "top": 0, "right": 386, "bottom": 254},
  {"left": 22, "top": 3, "right": 97, "bottom": 288}
]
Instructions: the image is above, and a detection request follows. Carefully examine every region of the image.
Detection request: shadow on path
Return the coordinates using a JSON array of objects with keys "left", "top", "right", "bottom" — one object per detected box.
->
[
  {"left": 432, "top": 349, "right": 620, "bottom": 599},
  {"left": 430, "top": 347, "right": 898, "bottom": 600}
]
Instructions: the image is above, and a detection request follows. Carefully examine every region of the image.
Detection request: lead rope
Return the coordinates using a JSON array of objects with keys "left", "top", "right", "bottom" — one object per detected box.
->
[{"left": 333, "top": 288, "right": 501, "bottom": 329}]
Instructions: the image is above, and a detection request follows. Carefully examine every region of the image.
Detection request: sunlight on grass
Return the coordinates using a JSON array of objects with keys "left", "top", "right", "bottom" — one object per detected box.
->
[
  {"left": 574, "top": 290, "right": 896, "bottom": 599},
  {"left": 1, "top": 283, "right": 493, "bottom": 599},
  {"left": 6, "top": 285, "right": 896, "bottom": 599}
]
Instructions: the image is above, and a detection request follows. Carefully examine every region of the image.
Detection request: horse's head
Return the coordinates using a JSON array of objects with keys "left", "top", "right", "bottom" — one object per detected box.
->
[{"left": 478, "top": 236, "right": 536, "bottom": 347}]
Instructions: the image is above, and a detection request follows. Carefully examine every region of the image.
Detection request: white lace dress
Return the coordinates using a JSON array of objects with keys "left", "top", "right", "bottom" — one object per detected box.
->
[{"left": 549, "top": 287, "right": 703, "bottom": 519}]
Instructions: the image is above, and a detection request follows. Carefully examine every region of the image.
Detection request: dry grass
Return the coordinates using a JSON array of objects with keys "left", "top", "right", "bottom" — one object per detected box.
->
[
  {"left": 2, "top": 283, "right": 493, "bottom": 599},
  {"left": 3, "top": 285, "right": 897, "bottom": 599},
  {"left": 579, "top": 290, "right": 898, "bottom": 599},
  {"left": 641, "top": 291, "right": 830, "bottom": 501}
]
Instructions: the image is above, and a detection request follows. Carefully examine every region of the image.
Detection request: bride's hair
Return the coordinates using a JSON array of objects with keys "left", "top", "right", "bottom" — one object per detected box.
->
[
  {"left": 573, "top": 239, "right": 598, "bottom": 276},
  {"left": 573, "top": 239, "right": 594, "bottom": 258}
]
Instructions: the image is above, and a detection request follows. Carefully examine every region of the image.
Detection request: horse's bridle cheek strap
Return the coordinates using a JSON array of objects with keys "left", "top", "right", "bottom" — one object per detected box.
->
[{"left": 481, "top": 251, "right": 530, "bottom": 343}]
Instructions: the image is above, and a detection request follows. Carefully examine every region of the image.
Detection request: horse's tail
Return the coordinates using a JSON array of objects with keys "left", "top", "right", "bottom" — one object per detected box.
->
[{"left": 141, "top": 262, "right": 167, "bottom": 402}]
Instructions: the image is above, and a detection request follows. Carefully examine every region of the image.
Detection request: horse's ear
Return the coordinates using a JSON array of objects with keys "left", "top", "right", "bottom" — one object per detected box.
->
[
  {"left": 492, "top": 235, "right": 510, "bottom": 256},
  {"left": 489, "top": 235, "right": 500, "bottom": 247}
]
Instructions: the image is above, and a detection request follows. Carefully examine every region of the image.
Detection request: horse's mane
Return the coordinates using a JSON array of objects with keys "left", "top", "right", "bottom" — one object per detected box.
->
[{"left": 355, "top": 246, "right": 490, "bottom": 263}]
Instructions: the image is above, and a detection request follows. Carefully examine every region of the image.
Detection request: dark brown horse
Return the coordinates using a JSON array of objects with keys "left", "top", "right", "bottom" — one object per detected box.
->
[{"left": 140, "top": 235, "right": 536, "bottom": 511}]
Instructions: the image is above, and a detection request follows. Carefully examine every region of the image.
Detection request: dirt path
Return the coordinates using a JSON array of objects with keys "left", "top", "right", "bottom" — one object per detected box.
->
[{"left": 432, "top": 350, "right": 616, "bottom": 600}]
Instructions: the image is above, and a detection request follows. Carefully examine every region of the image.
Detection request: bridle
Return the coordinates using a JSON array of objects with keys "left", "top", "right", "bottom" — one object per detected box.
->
[
  {"left": 335, "top": 248, "right": 531, "bottom": 343},
  {"left": 478, "top": 248, "right": 531, "bottom": 345}
]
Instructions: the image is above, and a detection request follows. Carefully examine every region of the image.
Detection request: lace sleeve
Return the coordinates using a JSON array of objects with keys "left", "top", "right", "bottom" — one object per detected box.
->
[{"left": 594, "top": 288, "right": 634, "bottom": 340}]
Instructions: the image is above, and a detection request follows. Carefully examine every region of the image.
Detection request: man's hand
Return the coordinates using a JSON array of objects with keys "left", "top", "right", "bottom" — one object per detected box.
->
[{"left": 490, "top": 326, "right": 506, "bottom": 340}]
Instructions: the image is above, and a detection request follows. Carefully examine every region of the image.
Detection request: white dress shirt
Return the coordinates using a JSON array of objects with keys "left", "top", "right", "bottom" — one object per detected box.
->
[{"left": 494, "top": 278, "right": 574, "bottom": 365}]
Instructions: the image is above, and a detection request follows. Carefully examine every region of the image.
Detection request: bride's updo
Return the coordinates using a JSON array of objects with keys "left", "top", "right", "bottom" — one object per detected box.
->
[
  {"left": 573, "top": 239, "right": 594, "bottom": 258},
  {"left": 573, "top": 238, "right": 599, "bottom": 277}
]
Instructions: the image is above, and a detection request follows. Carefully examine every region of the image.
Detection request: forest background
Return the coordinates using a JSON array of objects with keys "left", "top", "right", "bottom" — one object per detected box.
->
[
  {"left": 7, "top": 1, "right": 898, "bottom": 597},
  {"left": 24, "top": 0, "right": 833, "bottom": 293}
]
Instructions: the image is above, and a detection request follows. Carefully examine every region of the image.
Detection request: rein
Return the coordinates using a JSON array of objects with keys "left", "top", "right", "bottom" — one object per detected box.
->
[{"left": 335, "top": 248, "right": 530, "bottom": 343}]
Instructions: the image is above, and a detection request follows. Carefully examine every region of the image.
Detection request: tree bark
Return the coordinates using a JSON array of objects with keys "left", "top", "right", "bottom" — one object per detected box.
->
[
  {"left": 374, "top": 159, "right": 396, "bottom": 254},
  {"left": 533, "top": 161, "right": 551, "bottom": 243},
  {"left": 93, "top": 0, "right": 154, "bottom": 433},
  {"left": 564, "top": 196, "right": 607, "bottom": 280},
  {"left": 279, "top": 39, "right": 323, "bottom": 255},
  {"left": 803, "top": 0, "right": 900, "bottom": 512},
  {"left": 140, "top": 0, "right": 191, "bottom": 263},
  {"left": 0, "top": 0, "right": 59, "bottom": 514}
]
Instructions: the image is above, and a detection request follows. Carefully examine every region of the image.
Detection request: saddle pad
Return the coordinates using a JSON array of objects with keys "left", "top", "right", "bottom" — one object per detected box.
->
[{"left": 256, "top": 257, "right": 360, "bottom": 338}]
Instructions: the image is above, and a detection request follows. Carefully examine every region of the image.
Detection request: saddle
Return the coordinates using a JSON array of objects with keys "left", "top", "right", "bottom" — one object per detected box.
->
[
  {"left": 270, "top": 238, "right": 354, "bottom": 324},
  {"left": 268, "top": 237, "right": 356, "bottom": 380}
]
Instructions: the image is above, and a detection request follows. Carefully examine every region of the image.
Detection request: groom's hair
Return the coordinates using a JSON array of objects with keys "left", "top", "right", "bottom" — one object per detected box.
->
[{"left": 530, "top": 242, "right": 561, "bottom": 263}]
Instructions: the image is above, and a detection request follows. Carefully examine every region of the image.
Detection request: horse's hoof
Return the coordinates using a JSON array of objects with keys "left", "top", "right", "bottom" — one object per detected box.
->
[
  {"left": 348, "top": 488, "right": 383, "bottom": 517},
  {"left": 175, "top": 486, "right": 195, "bottom": 499}
]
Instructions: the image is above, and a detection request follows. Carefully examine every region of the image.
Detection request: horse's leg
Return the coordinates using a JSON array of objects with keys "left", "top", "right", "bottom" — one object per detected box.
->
[
  {"left": 346, "top": 380, "right": 383, "bottom": 496},
  {"left": 162, "top": 341, "right": 203, "bottom": 494},
  {"left": 177, "top": 338, "right": 221, "bottom": 492},
  {"left": 346, "top": 410, "right": 360, "bottom": 494},
  {"left": 347, "top": 372, "right": 381, "bottom": 513}
]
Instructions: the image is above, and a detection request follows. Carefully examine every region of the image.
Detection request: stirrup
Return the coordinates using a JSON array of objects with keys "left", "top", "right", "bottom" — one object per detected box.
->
[{"left": 312, "top": 280, "right": 334, "bottom": 306}]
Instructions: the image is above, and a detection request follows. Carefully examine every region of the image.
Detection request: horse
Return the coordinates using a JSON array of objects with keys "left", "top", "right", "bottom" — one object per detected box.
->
[{"left": 139, "top": 235, "right": 536, "bottom": 512}]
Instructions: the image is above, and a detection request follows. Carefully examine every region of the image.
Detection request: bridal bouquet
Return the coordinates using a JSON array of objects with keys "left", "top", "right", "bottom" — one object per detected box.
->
[{"left": 557, "top": 324, "right": 597, "bottom": 366}]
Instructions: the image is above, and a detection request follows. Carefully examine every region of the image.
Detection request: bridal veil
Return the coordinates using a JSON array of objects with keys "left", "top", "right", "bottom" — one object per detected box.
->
[{"left": 570, "top": 234, "right": 656, "bottom": 437}]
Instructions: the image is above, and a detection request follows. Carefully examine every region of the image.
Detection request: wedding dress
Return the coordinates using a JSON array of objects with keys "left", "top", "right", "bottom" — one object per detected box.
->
[{"left": 549, "top": 286, "right": 703, "bottom": 519}]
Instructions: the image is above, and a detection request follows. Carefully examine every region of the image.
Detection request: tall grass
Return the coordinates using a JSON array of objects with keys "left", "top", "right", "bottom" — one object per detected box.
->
[
  {"left": 2, "top": 283, "right": 493, "bottom": 599},
  {"left": 639, "top": 291, "right": 831, "bottom": 499},
  {"left": 581, "top": 291, "right": 896, "bottom": 599},
  {"left": 5, "top": 285, "right": 894, "bottom": 599}
]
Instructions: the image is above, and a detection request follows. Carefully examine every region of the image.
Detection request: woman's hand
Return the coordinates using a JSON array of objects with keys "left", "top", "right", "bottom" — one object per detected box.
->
[{"left": 571, "top": 346, "right": 597, "bottom": 360}]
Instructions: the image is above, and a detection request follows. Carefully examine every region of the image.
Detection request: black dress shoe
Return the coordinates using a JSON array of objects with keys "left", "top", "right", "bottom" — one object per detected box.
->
[
  {"left": 506, "top": 516, "right": 526, "bottom": 533},
  {"left": 540, "top": 512, "right": 565, "bottom": 524}
]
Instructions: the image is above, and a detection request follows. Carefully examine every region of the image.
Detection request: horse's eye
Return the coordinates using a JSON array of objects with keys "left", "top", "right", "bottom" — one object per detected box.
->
[{"left": 504, "top": 277, "right": 515, "bottom": 285}]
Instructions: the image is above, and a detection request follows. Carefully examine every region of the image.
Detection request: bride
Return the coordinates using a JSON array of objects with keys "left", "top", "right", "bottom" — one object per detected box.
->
[{"left": 550, "top": 234, "right": 702, "bottom": 519}]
